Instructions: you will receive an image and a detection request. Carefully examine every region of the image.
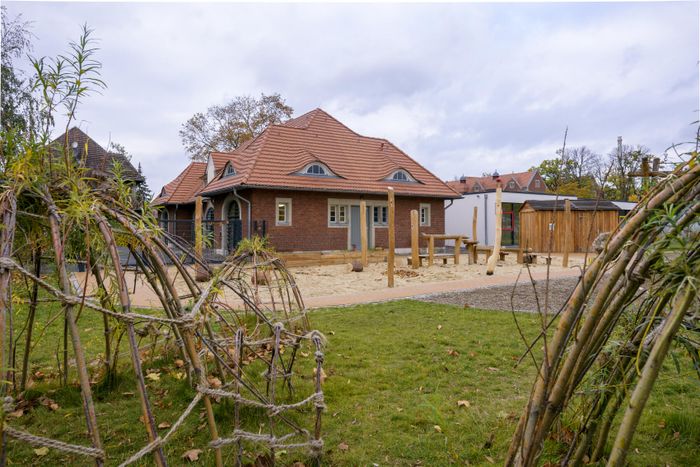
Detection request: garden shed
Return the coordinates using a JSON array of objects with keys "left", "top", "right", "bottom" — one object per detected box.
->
[{"left": 519, "top": 199, "right": 621, "bottom": 253}]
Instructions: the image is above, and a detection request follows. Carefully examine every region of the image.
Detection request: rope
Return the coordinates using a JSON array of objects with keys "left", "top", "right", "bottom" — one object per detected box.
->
[
  {"left": 197, "top": 386, "right": 324, "bottom": 415},
  {"left": 210, "top": 429, "right": 323, "bottom": 451},
  {"left": 118, "top": 393, "right": 203, "bottom": 466},
  {"left": 3, "top": 426, "right": 104, "bottom": 458}
]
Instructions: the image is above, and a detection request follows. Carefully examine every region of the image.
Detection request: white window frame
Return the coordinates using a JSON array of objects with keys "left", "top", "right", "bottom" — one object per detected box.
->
[
  {"left": 372, "top": 205, "right": 388, "bottom": 227},
  {"left": 223, "top": 162, "right": 236, "bottom": 177},
  {"left": 420, "top": 203, "right": 431, "bottom": 227},
  {"left": 328, "top": 203, "right": 349, "bottom": 227},
  {"left": 534, "top": 179, "right": 541, "bottom": 188},
  {"left": 276, "top": 197, "right": 292, "bottom": 226},
  {"left": 386, "top": 169, "right": 416, "bottom": 183},
  {"left": 300, "top": 162, "right": 336, "bottom": 177}
]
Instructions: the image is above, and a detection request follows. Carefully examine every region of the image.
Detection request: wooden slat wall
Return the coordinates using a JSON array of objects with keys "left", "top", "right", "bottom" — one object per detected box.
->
[{"left": 520, "top": 208, "right": 619, "bottom": 253}]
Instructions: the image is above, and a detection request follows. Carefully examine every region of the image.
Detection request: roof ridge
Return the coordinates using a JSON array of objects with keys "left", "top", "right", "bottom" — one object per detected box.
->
[{"left": 166, "top": 161, "right": 203, "bottom": 202}]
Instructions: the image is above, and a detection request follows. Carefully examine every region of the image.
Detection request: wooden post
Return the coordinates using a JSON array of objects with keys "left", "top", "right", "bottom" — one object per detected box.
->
[
  {"left": 472, "top": 205, "right": 478, "bottom": 243},
  {"left": 517, "top": 209, "right": 524, "bottom": 264},
  {"left": 387, "top": 188, "right": 395, "bottom": 287},
  {"left": 454, "top": 236, "right": 462, "bottom": 265},
  {"left": 360, "top": 200, "right": 368, "bottom": 267},
  {"left": 486, "top": 182, "right": 503, "bottom": 275},
  {"left": 428, "top": 235, "right": 435, "bottom": 267},
  {"left": 410, "top": 209, "right": 419, "bottom": 269},
  {"left": 562, "top": 199, "right": 572, "bottom": 268},
  {"left": 194, "top": 196, "right": 209, "bottom": 282}
]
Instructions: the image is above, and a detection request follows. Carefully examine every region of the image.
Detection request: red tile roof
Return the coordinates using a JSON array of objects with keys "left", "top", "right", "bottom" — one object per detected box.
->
[
  {"left": 198, "top": 108, "right": 460, "bottom": 199},
  {"left": 152, "top": 161, "right": 206, "bottom": 205},
  {"left": 447, "top": 170, "right": 544, "bottom": 194}
]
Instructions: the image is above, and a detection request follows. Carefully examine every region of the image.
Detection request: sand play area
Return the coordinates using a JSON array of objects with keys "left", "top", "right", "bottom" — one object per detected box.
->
[{"left": 73, "top": 252, "right": 588, "bottom": 309}]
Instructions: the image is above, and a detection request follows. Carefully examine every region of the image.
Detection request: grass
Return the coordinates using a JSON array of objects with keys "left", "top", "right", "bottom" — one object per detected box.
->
[{"left": 5, "top": 299, "right": 699, "bottom": 465}]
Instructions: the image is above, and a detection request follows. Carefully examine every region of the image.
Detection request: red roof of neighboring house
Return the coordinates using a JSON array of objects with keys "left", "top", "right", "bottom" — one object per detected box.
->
[
  {"left": 197, "top": 108, "right": 460, "bottom": 199},
  {"left": 152, "top": 161, "right": 206, "bottom": 205},
  {"left": 447, "top": 170, "right": 545, "bottom": 194}
]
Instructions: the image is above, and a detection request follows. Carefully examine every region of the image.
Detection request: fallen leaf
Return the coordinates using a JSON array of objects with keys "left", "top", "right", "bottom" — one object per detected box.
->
[
  {"left": 457, "top": 400, "right": 471, "bottom": 408},
  {"left": 437, "top": 325, "right": 443, "bottom": 330},
  {"left": 174, "top": 372, "right": 186, "bottom": 380},
  {"left": 158, "top": 422, "right": 171, "bottom": 429},
  {"left": 338, "top": 442, "right": 349, "bottom": 451},
  {"left": 433, "top": 425, "right": 442, "bottom": 433},
  {"left": 8, "top": 409, "right": 23, "bottom": 418},
  {"left": 300, "top": 351, "right": 309, "bottom": 358},
  {"left": 146, "top": 372, "right": 161, "bottom": 381},
  {"left": 673, "top": 431, "right": 680, "bottom": 440},
  {"left": 292, "top": 462, "right": 306, "bottom": 467},
  {"left": 49, "top": 403, "right": 59, "bottom": 411},
  {"left": 122, "top": 392, "right": 135, "bottom": 396},
  {"left": 182, "top": 448, "right": 203, "bottom": 462},
  {"left": 487, "top": 367, "right": 500, "bottom": 372},
  {"left": 34, "top": 447, "right": 49, "bottom": 456},
  {"left": 313, "top": 367, "right": 327, "bottom": 384},
  {"left": 207, "top": 376, "right": 222, "bottom": 388},
  {"left": 658, "top": 419, "right": 666, "bottom": 429},
  {"left": 174, "top": 359, "right": 185, "bottom": 368},
  {"left": 447, "top": 349, "right": 460, "bottom": 357},
  {"left": 485, "top": 455, "right": 495, "bottom": 464}
]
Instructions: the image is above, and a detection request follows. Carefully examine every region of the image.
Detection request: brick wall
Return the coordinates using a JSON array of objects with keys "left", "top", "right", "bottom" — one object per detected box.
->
[{"left": 170, "top": 189, "right": 448, "bottom": 252}]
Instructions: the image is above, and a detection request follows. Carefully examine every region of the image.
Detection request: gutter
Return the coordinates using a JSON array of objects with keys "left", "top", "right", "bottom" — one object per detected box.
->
[
  {"left": 201, "top": 183, "right": 460, "bottom": 200},
  {"left": 232, "top": 188, "right": 252, "bottom": 238},
  {"left": 444, "top": 199, "right": 454, "bottom": 210}
]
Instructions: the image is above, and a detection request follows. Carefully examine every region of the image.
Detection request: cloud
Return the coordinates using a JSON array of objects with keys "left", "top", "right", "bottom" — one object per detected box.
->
[{"left": 4, "top": 1, "right": 698, "bottom": 192}]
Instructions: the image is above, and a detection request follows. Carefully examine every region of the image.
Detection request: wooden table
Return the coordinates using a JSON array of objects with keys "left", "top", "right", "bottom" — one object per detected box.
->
[
  {"left": 462, "top": 239, "right": 478, "bottom": 264},
  {"left": 421, "top": 233, "right": 465, "bottom": 266}
]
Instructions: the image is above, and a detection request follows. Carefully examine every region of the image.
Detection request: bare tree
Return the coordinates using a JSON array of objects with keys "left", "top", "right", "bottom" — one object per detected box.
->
[
  {"left": 179, "top": 93, "right": 293, "bottom": 161},
  {"left": 607, "top": 143, "right": 651, "bottom": 201}
]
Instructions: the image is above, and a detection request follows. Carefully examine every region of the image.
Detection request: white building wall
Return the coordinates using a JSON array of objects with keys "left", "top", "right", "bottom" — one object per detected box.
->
[{"left": 445, "top": 192, "right": 577, "bottom": 246}]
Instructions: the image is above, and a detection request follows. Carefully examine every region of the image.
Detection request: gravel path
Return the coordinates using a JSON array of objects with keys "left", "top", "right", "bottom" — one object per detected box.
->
[{"left": 416, "top": 275, "right": 582, "bottom": 313}]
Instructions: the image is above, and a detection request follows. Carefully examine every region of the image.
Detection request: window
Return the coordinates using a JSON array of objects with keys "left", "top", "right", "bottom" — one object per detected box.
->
[
  {"left": 389, "top": 170, "right": 413, "bottom": 182},
  {"left": 223, "top": 163, "right": 236, "bottom": 177},
  {"left": 508, "top": 181, "right": 516, "bottom": 189},
  {"left": 534, "top": 179, "right": 541, "bottom": 188},
  {"left": 373, "top": 206, "right": 388, "bottom": 226},
  {"left": 329, "top": 204, "right": 348, "bottom": 225},
  {"left": 420, "top": 203, "right": 431, "bottom": 226},
  {"left": 276, "top": 198, "right": 291, "bottom": 226},
  {"left": 306, "top": 164, "right": 326, "bottom": 175}
]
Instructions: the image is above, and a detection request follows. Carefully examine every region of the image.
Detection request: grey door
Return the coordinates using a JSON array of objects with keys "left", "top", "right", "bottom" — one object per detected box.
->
[{"left": 350, "top": 205, "right": 371, "bottom": 250}]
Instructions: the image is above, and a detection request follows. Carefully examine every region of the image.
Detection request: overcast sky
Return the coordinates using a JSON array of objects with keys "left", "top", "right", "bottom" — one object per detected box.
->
[{"left": 6, "top": 1, "right": 699, "bottom": 193}]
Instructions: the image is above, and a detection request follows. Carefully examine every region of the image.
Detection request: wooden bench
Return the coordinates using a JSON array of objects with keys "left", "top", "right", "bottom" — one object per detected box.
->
[
  {"left": 475, "top": 247, "right": 510, "bottom": 262},
  {"left": 408, "top": 253, "right": 452, "bottom": 267}
]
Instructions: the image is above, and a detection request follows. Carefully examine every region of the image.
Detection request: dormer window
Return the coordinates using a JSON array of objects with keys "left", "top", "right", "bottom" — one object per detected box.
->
[
  {"left": 298, "top": 163, "right": 336, "bottom": 177},
  {"left": 508, "top": 180, "right": 516, "bottom": 189},
  {"left": 223, "top": 163, "right": 236, "bottom": 177},
  {"left": 387, "top": 170, "right": 415, "bottom": 183},
  {"left": 306, "top": 164, "right": 326, "bottom": 175},
  {"left": 160, "top": 187, "right": 167, "bottom": 197}
]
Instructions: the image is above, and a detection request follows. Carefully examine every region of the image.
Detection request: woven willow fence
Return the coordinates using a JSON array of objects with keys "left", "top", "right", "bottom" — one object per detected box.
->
[{"left": 0, "top": 191, "right": 326, "bottom": 466}]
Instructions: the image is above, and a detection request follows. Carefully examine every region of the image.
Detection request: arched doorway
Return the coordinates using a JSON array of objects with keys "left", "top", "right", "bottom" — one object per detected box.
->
[
  {"left": 204, "top": 206, "right": 215, "bottom": 242},
  {"left": 226, "top": 200, "right": 242, "bottom": 253}
]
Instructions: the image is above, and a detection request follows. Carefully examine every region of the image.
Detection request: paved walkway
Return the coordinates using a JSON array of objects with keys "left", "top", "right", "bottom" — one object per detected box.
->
[{"left": 304, "top": 267, "right": 582, "bottom": 309}]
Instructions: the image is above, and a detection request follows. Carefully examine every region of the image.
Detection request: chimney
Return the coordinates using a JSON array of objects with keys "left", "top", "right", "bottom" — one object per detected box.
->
[{"left": 491, "top": 170, "right": 499, "bottom": 180}]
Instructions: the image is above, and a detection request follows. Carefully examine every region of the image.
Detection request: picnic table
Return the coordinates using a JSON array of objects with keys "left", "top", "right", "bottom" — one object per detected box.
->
[{"left": 419, "top": 233, "right": 471, "bottom": 267}]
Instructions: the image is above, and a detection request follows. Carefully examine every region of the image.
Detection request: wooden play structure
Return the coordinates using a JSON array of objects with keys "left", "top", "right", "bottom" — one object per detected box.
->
[{"left": 518, "top": 199, "right": 621, "bottom": 253}]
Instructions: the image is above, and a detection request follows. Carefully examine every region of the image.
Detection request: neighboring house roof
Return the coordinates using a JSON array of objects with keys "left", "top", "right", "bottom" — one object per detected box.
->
[
  {"left": 195, "top": 108, "right": 460, "bottom": 199},
  {"left": 446, "top": 170, "right": 544, "bottom": 194},
  {"left": 522, "top": 199, "right": 620, "bottom": 211},
  {"left": 51, "top": 127, "right": 144, "bottom": 182},
  {"left": 152, "top": 162, "right": 206, "bottom": 205}
]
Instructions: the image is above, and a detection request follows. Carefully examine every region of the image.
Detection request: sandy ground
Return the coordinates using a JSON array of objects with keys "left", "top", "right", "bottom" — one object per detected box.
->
[
  {"left": 73, "top": 252, "right": 589, "bottom": 309},
  {"left": 291, "top": 252, "right": 587, "bottom": 298}
]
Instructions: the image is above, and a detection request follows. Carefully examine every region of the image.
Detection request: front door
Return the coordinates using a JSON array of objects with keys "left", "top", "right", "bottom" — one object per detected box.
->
[
  {"left": 227, "top": 201, "right": 242, "bottom": 253},
  {"left": 349, "top": 205, "right": 371, "bottom": 250}
]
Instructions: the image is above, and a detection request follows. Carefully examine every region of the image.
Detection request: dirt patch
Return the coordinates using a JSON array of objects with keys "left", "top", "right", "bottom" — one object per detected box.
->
[{"left": 416, "top": 275, "right": 583, "bottom": 313}]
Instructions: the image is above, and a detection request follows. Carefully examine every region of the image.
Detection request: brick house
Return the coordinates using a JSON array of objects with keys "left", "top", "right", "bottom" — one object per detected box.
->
[{"left": 153, "top": 109, "right": 460, "bottom": 253}]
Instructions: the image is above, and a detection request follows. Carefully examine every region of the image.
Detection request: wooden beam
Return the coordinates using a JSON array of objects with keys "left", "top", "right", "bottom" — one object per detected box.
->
[
  {"left": 454, "top": 236, "right": 462, "bottom": 265},
  {"left": 486, "top": 182, "right": 503, "bottom": 275},
  {"left": 428, "top": 235, "right": 435, "bottom": 267},
  {"left": 562, "top": 198, "right": 572, "bottom": 268},
  {"left": 194, "top": 196, "right": 209, "bottom": 282},
  {"left": 472, "top": 205, "right": 478, "bottom": 243},
  {"left": 410, "top": 209, "right": 419, "bottom": 269},
  {"left": 387, "top": 188, "right": 395, "bottom": 288},
  {"left": 360, "top": 200, "right": 368, "bottom": 267},
  {"left": 517, "top": 209, "right": 524, "bottom": 264}
]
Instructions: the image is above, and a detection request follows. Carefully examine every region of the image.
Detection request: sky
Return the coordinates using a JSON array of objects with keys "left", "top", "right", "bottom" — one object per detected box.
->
[{"left": 5, "top": 1, "right": 699, "bottom": 193}]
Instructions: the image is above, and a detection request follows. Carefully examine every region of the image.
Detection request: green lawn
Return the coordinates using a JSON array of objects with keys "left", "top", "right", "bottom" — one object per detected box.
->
[{"left": 6, "top": 300, "right": 699, "bottom": 465}]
